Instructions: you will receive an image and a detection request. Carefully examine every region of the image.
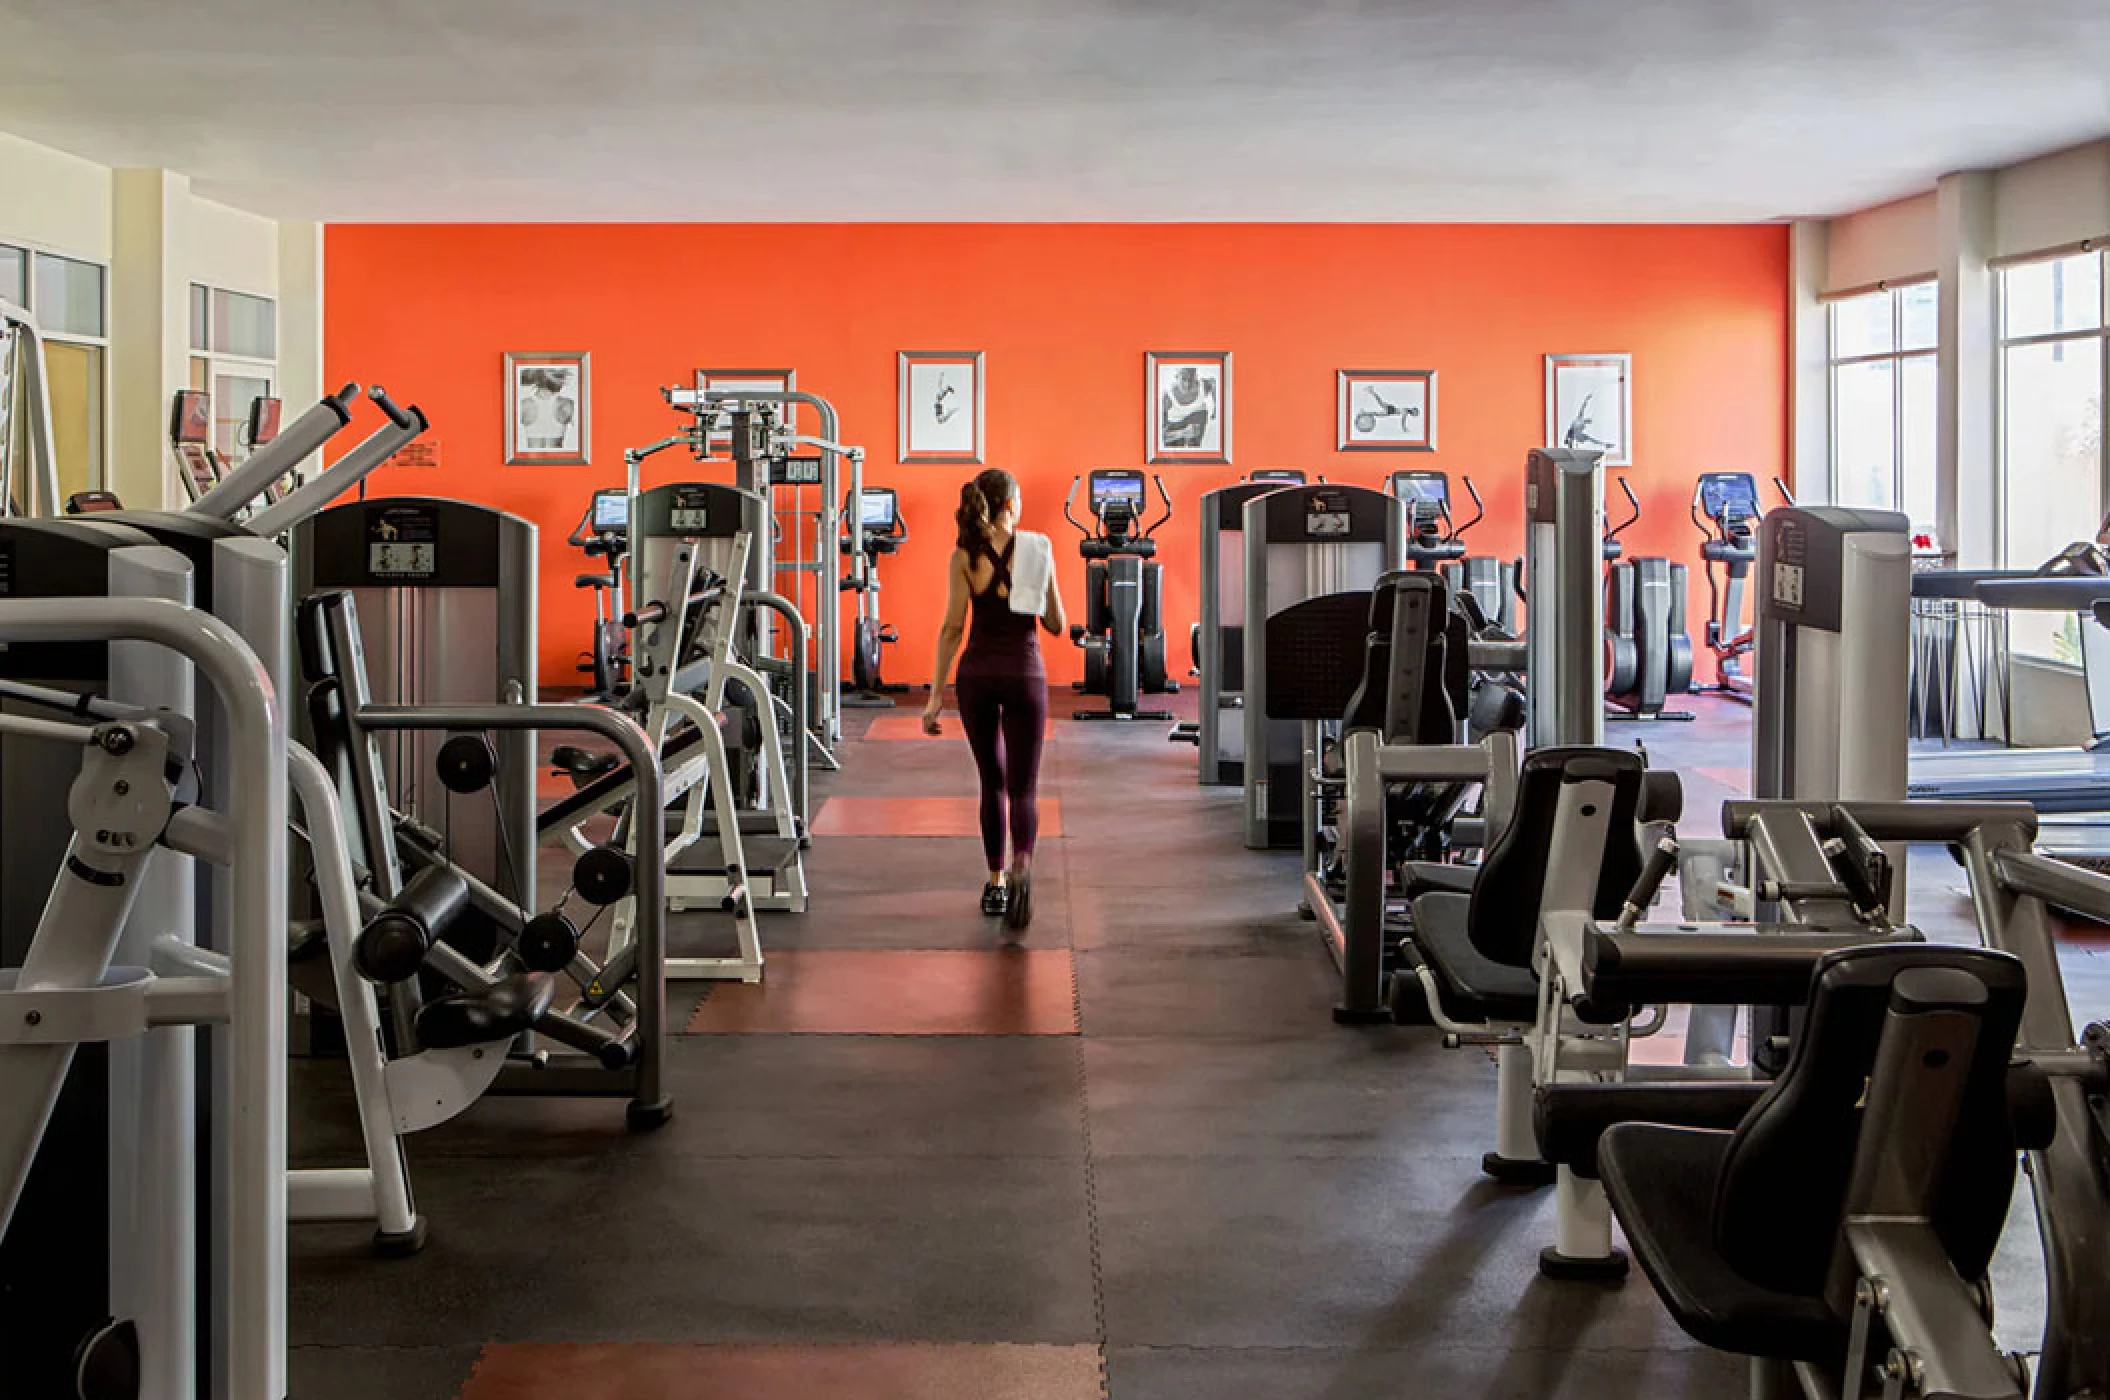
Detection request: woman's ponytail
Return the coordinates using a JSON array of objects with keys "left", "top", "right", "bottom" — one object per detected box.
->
[{"left": 954, "top": 468, "right": 1018, "bottom": 552}]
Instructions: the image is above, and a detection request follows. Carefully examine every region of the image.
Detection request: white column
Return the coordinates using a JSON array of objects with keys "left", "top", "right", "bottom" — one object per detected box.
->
[
  {"left": 1788, "top": 220, "right": 1831, "bottom": 502},
  {"left": 109, "top": 168, "right": 191, "bottom": 511},
  {"left": 1937, "top": 171, "right": 1998, "bottom": 567},
  {"left": 275, "top": 220, "right": 324, "bottom": 477}
]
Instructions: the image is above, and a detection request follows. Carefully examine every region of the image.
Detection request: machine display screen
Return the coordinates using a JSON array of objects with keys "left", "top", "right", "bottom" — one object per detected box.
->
[
  {"left": 1091, "top": 474, "right": 1145, "bottom": 512},
  {"left": 1391, "top": 473, "right": 1448, "bottom": 508},
  {"left": 1696, "top": 472, "right": 1759, "bottom": 521},
  {"left": 1249, "top": 469, "right": 1306, "bottom": 484},
  {"left": 592, "top": 490, "right": 630, "bottom": 531},
  {"left": 1305, "top": 489, "right": 1354, "bottom": 538},
  {"left": 169, "top": 389, "right": 211, "bottom": 446},
  {"left": 247, "top": 396, "right": 283, "bottom": 446},
  {"left": 860, "top": 490, "right": 898, "bottom": 528},
  {"left": 367, "top": 503, "right": 440, "bottom": 579}
]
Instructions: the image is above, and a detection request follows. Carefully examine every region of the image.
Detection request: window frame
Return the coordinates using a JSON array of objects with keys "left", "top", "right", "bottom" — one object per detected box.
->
[
  {"left": 1826, "top": 280, "right": 1939, "bottom": 521},
  {"left": 188, "top": 282, "right": 280, "bottom": 471},
  {"left": 1994, "top": 246, "right": 2110, "bottom": 666},
  {"left": 4, "top": 237, "right": 111, "bottom": 491}
]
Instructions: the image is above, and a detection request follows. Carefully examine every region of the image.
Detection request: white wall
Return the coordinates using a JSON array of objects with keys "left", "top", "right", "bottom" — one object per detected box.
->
[
  {"left": 1824, "top": 191, "right": 1938, "bottom": 293},
  {"left": 0, "top": 131, "right": 113, "bottom": 261}
]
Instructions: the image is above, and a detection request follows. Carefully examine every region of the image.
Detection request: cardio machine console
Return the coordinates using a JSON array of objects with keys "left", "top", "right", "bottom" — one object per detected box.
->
[
  {"left": 1089, "top": 470, "right": 1147, "bottom": 516},
  {"left": 591, "top": 488, "right": 630, "bottom": 534},
  {"left": 1695, "top": 472, "right": 1760, "bottom": 524},
  {"left": 1389, "top": 471, "right": 1449, "bottom": 511},
  {"left": 857, "top": 488, "right": 899, "bottom": 530},
  {"left": 1247, "top": 469, "right": 1307, "bottom": 484}
]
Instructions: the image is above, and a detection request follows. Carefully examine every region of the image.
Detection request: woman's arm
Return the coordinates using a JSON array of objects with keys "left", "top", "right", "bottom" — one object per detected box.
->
[
  {"left": 924, "top": 550, "right": 973, "bottom": 725},
  {"left": 1040, "top": 565, "right": 1068, "bottom": 637}
]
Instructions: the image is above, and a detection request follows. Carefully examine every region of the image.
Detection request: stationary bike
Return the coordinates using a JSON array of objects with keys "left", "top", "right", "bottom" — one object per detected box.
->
[
  {"left": 1601, "top": 477, "right": 1694, "bottom": 720},
  {"left": 568, "top": 487, "right": 631, "bottom": 701},
  {"left": 1066, "top": 468, "right": 1178, "bottom": 721},
  {"left": 1691, "top": 472, "right": 1787, "bottom": 704},
  {"left": 841, "top": 485, "right": 908, "bottom": 705}
]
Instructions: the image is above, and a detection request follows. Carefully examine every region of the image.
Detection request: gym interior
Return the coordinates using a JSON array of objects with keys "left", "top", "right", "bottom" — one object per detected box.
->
[{"left": 3, "top": 7, "right": 2110, "bottom": 1399}]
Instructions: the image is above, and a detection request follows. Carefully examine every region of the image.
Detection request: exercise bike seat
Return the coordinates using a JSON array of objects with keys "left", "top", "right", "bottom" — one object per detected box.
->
[
  {"left": 550, "top": 745, "right": 623, "bottom": 782},
  {"left": 575, "top": 573, "right": 617, "bottom": 591},
  {"left": 415, "top": 971, "right": 557, "bottom": 1050}
]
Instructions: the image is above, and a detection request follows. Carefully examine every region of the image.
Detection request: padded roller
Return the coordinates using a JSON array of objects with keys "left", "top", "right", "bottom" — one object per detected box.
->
[
  {"left": 1580, "top": 928, "right": 1914, "bottom": 1019},
  {"left": 414, "top": 972, "right": 557, "bottom": 1049},
  {"left": 1535, "top": 1081, "right": 1769, "bottom": 1178},
  {"left": 354, "top": 864, "right": 472, "bottom": 984}
]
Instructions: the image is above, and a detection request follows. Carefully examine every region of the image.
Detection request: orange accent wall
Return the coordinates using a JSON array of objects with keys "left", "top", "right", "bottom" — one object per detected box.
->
[{"left": 324, "top": 223, "right": 1789, "bottom": 691}]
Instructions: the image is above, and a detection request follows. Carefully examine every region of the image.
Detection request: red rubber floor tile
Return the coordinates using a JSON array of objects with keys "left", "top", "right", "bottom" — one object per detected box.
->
[
  {"left": 459, "top": 1342, "right": 1104, "bottom": 1399},
  {"left": 811, "top": 795, "right": 1065, "bottom": 838},
  {"left": 687, "top": 950, "right": 1079, "bottom": 1036}
]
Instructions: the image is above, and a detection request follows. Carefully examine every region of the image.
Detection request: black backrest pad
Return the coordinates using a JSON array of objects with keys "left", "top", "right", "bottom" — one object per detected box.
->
[
  {"left": 1714, "top": 943, "right": 2028, "bottom": 1297},
  {"left": 1341, "top": 577, "right": 1402, "bottom": 734},
  {"left": 1465, "top": 747, "right": 1646, "bottom": 968},
  {"left": 1266, "top": 591, "right": 1380, "bottom": 721}
]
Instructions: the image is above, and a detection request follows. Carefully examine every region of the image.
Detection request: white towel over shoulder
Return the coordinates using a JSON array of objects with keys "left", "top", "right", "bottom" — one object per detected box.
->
[{"left": 1007, "top": 530, "right": 1055, "bottom": 617}]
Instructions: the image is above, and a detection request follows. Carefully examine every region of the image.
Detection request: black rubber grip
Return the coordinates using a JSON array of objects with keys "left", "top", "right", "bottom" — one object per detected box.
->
[{"left": 368, "top": 384, "right": 418, "bottom": 430}]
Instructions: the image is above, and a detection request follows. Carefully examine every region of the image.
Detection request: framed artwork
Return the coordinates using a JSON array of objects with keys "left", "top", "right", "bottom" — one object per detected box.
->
[
  {"left": 1337, "top": 369, "right": 1436, "bottom": 451},
  {"left": 898, "top": 350, "right": 984, "bottom": 464},
  {"left": 694, "top": 367, "right": 797, "bottom": 457},
  {"left": 504, "top": 351, "right": 590, "bottom": 465},
  {"left": 1545, "top": 353, "right": 1631, "bottom": 466},
  {"left": 1147, "top": 350, "right": 1232, "bottom": 464}
]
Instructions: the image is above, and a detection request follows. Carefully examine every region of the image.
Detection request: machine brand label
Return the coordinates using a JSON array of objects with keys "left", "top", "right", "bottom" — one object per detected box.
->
[{"left": 771, "top": 455, "right": 823, "bottom": 486}]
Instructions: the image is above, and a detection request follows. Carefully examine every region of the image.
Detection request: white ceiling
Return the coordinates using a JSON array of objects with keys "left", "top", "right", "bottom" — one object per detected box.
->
[{"left": 1, "top": 0, "right": 2107, "bottom": 223}]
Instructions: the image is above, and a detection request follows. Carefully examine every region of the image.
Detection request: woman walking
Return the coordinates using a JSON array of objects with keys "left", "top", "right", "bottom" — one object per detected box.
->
[{"left": 922, "top": 468, "right": 1067, "bottom": 932}]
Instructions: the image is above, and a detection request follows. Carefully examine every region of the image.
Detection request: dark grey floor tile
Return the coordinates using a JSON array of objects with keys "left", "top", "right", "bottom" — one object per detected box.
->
[
  {"left": 1069, "top": 877, "right": 1314, "bottom": 953},
  {"left": 525, "top": 1153, "right": 1099, "bottom": 1344},
  {"left": 1095, "top": 1155, "right": 1687, "bottom": 1351},
  {"left": 1105, "top": 1343, "right": 1739, "bottom": 1400},
  {"left": 1086, "top": 1032, "right": 1496, "bottom": 1157},
  {"left": 1076, "top": 948, "right": 1344, "bottom": 1039},
  {"left": 290, "top": 1158, "right": 599, "bottom": 1347},
  {"left": 807, "top": 837, "right": 1072, "bottom": 898},
  {"left": 289, "top": 1345, "right": 481, "bottom": 1400}
]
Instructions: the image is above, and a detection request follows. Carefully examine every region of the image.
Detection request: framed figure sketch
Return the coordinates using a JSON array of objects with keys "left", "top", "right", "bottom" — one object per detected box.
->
[
  {"left": 899, "top": 351, "right": 984, "bottom": 464},
  {"left": 505, "top": 351, "right": 590, "bottom": 465},
  {"left": 695, "top": 368, "right": 797, "bottom": 457},
  {"left": 1545, "top": 354, "right": 1631, "bottom": 466},
  {"left": 1148, "top": 351, "right": 1231, "bottom": 464},
  {"left": 1337, "top": 369, "right": 1436, "bottom": 451}
]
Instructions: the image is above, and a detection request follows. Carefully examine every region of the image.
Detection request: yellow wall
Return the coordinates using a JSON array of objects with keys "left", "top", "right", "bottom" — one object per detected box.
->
[{"left": 0, "top": 128, "right": 315, "bottom": 506}]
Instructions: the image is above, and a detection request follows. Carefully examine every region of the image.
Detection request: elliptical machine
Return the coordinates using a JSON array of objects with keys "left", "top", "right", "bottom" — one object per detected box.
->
[
  {"left": 568, "top": 487, "right": 632, "bottom": 701},
  {"left": 1601, "top": 476, "right": 1694, "bottom": 720},
  {"left": 1691, "top": 471, "right": 1783, "bottom": 703},
  {"left": 841, "top": 485, "right": 908, "bottom": 705},
  {"left": 1390, "top": 470, "right": 1514, "bottom": 632},
  {"left": 1066, "top": 468, "right": 1178, "bottom": 721}
]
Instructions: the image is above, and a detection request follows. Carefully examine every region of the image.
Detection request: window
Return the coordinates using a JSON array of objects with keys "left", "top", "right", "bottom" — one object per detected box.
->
[
  {"left": 4, "top": 246, "right": 108, "bottom": 498},
  {"left": 2000, "top": 249, "right": 2110, "bottom": 662},
  {"left": 1828, "top": 283, "right": 1939, "bottom": 526},
  {"left": 189, "top": 284, "right": 278, "bottom": 468}
]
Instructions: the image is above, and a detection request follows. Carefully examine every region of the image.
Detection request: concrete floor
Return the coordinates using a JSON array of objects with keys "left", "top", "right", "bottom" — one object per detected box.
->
[{"left": 283, "top": 690, "right": 2108, "bottom": 1397}]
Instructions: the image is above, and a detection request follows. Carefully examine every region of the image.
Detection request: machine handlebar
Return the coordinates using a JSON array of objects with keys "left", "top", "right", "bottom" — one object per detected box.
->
[
  {"left": 1144, "top": 473, "right": 1174, "bottom": 538},
  {"left": 1607, "top": 477, "right": 1642, "bottom": 540},
  {"left": 368, "top": 384, "right": 417, "bottom": 431},
  {"left": 1062, "top": 475, "right": 1088, "bottom": 538},
  {"left": 1453, "top": 476, "right": 1486, "bottom": 538}
]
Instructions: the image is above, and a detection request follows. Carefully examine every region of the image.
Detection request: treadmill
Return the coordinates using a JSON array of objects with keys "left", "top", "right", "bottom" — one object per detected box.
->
[{"left": 1908, "top": 540, "right": 2110, "bottom": 855}]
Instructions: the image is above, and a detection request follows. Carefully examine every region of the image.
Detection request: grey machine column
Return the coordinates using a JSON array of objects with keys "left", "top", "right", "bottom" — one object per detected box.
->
[
  {"left": 1242, "top": 483, "right": 1405, "bottom": 849},
  {"left": 1190, "top": 481, "right": 1292, "bottom": 786},
  {"left": 294, "top": 499, "right": 540, "bottom": 907},
  {"left": 1751, "top": 507, "right": 1912, "bottom": 804},
  {"left": 1523, "top": 448, "right": 1607, "bottom": 749}
]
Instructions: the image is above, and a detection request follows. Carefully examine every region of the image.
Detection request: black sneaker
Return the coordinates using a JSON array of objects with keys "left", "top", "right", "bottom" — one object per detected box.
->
[
  {"left": 1003, "top": 869, "right": 1033, "bottom": 933},
  {"left": 981, "top": 881, "right": 1010, "bottom": 917}
]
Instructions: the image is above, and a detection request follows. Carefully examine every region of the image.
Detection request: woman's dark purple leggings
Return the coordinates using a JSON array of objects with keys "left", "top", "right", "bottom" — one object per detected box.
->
[{"left": 956, "top": 669, "right": 1048, "bottom": 871}]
